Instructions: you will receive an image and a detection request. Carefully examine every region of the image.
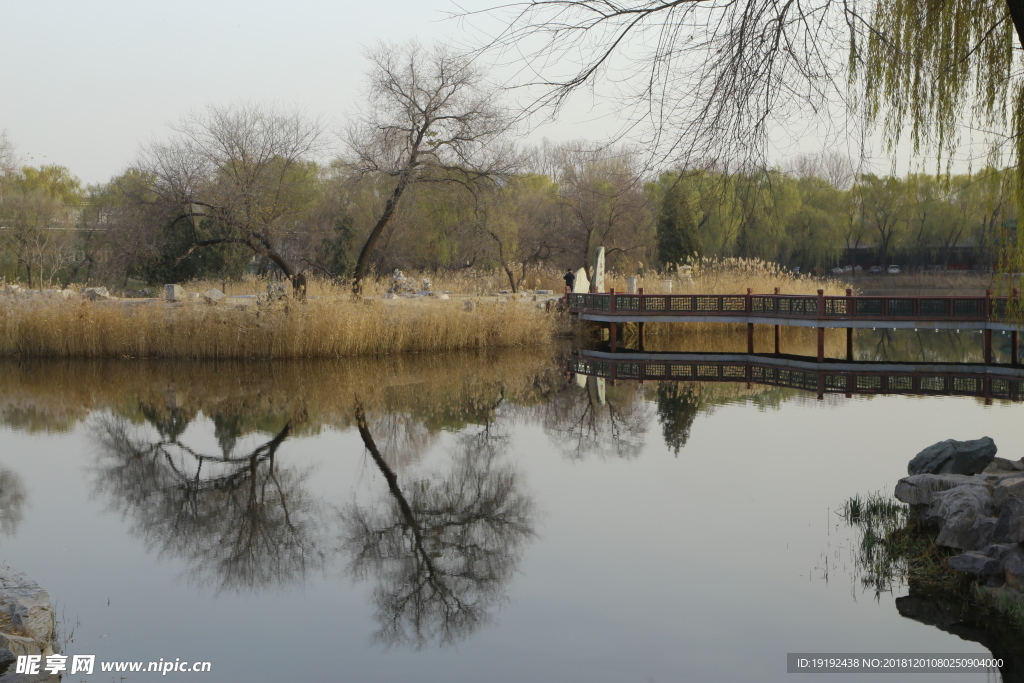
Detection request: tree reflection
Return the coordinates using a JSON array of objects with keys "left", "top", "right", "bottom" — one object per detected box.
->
[
  {"left": 341, "top": 402, "right": 535, "bottom": 648},
  {"left": 654, "top": 383, "right": 700, "bottom": 455},
  {"left": 91, "top": 414, "right": 325, "bottom": 593},
  {"left": 540, "top": 375, "right": 649, "bottom": 460},
  {"left": 0, "top": 469, "right": 26, "bottom": 539}
]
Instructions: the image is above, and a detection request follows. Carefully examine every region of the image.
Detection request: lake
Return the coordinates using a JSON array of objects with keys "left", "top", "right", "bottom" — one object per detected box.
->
[{"left": 0, "top": 334, "right": 1020, "bottom": 681}]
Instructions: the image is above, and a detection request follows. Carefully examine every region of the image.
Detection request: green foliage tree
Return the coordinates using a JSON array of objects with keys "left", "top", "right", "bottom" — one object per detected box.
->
[{"left": 0, "top": 165, "right": 83, "bottom": 287}]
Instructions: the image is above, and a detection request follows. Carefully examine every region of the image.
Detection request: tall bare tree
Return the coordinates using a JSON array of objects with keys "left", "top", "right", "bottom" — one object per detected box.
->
[
  {"left": 346, "top": 41, "right": 515, "bottom": 295},
  {"left": 134, "top": 103, "right": 325, "bottom": 295}
]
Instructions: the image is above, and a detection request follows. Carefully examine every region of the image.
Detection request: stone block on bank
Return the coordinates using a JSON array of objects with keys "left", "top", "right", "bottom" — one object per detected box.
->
[
  {"left": 82, "top": 287, "right": 110, "bottom": 301},
  {"left": 163, "top": 284, "right": 184, "bottom": 302},
  {"left": 203, "top": 288, "right": 226, "bottom": 304},
  {"left": 908, "top": 437, "right": 997, "bottom": 476}
]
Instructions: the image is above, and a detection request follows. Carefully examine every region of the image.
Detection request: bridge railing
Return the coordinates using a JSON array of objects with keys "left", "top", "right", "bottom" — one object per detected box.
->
[
  {"left": 566, "top": 292, "right": 1010, "bottom": 321},
  {"left": 567, "top": 356, "right": 1024, "bottom": 401}
]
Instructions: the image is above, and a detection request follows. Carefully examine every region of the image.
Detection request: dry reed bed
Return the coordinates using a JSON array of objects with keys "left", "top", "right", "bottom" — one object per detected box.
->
[{"left": 0, "top": 297, "right": 556, "bottom": 359}]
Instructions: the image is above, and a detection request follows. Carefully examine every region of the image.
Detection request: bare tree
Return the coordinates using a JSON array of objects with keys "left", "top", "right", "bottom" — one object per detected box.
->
[
  {"left": 0, "top": 131, "right": 17, "bottom": 177},
  {"left": 135, "top": 103, "right": 325, "bottom": 295},
  {"left": 553, "top": 142, "right": 654, "bottom": 278},
  {"left": 346, "top": 41, "right": 515, "bottom": 295},
  {"left": 467, "top": 0, "right": 855, "bottom": 169}
]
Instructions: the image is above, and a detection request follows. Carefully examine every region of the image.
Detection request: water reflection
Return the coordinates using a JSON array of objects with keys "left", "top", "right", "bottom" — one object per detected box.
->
[
  {"left": 91, "top": 416, "right": 325, "bottom": 593},
  {"left": 343, "top": 402, "right": 535, "bottom": 647},
  {"left": 0, "top": 468, "right": 26, "bottom": 539},
  {"left": 539, "top": 376, "right": 649, "bottom": 460},
  {"left": 0, "top": 353, "right": 559, "bottom": 647}
]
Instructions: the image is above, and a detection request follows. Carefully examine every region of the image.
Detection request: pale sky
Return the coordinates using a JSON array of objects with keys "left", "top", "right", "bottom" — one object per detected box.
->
[
  {"left": 0, "top": 1, "right": 987, "bottom": 186},
  {"left": 1, "top": 0, "right": 512, "bottom": 184}
]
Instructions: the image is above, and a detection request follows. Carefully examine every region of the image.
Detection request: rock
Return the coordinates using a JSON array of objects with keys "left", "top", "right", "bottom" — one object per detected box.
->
[
  {"left": 927, "top": 485, "right": 997, "bottom": 550},
  {"left": 537, "top": 290, "right": 553, "bottom": 295},
  {"left": 202, "top": 288, "right": 226, "bottom": 304},
  {"left": 438, "top": 293, "right": 450, "bottom": 300},
  {"left": 937, "top": 514, "right": 998, "bottom": 551},
  {"left": 948, "top": 543, "right": 1016, "bottom": 575},
  {"left": 1004, "top": 549, "right": 1024, "bottom": 589},
  {"left": 994, "top": 497, "right": 1024, "bottom": 543},
  {"left": 907, "top": 437, "right": 997, "bottom": 476},
  {"left": 992, "top": 474, "right": 1024, "bottom": 507},
  {"left": 82, "top": 287, "right": 110, "bottom": 301},
  {"left": 0, "top": 567, "right": 54, "bottom": 658},
  {"left": 985, "top": 457, "right": 1024, "bottom": 473},
  {"left": 163, "top": 284, "right": 184, "bottom": 302},
  {"left": 895, "top": 473, "right": 989, "bottom": 505},
  {"left": 463, "top": 300, "right": 475, "bottom": 312}
]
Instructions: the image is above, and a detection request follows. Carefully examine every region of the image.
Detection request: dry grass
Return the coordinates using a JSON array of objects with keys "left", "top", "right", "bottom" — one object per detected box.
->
[
  {"left": 0, "top": 260, "right": 844, "bottom": 359},
  {"left": 852, "top": 270, "right": 993, "bottom": 297},
  {"left": 607, "top": 257, "right": 851, "bottom": 296},
  {"left": 0, "top": 295, "right": 558, "bottom": 359}
]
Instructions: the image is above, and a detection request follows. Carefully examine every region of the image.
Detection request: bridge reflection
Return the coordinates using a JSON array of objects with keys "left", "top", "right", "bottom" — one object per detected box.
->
[{"left": 570, "top": 350, "right": 1024, "bottom": 403}]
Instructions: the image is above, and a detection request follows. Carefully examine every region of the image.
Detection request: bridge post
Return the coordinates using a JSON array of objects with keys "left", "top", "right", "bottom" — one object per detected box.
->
[
  {"left": 984, "top": 329, "right": 992, "bottom": 365},
  {"left": 846, "top": 328, "right": 853, "bottom": 361},
  {"left": 1014, "top": 289, "right": 1020, "bottom": 366},
  {"left": 746, "top": 288, "right": 754, "bottom": 353},
  {"left": 817, "top": 289, "right": 825, "bottom": 362},
  {"left": 609, "top": 322, "right": 618, "bottom": 352},
  {"left": 638, "top": 322, "right": 646, "bottom": 352},
  {"left": 774, "top": 287, "right": 781, "bottom": 354}
]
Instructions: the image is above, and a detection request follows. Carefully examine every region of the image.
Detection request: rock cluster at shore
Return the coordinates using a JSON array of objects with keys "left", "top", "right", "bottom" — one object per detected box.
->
[
  {"left": 895, "top": 438, "right": 1024, "bottom": 590},
  {"left": 0, "top": 566, "right": 59, "bottom": 682}
]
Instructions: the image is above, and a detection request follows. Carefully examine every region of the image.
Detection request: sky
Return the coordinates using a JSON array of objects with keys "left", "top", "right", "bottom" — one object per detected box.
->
[
  {"left": 0, "top": 1, "right": 990, "bottom": 186},
  {"left": 1, "top": 0, "right": 519, "bottom": 184}
]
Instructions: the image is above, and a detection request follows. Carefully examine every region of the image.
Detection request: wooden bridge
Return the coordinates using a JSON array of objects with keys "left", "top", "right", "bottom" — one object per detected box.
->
[
  {"left": 567, "top": 288, "right": 1024, "bottom": 364},
  {"left": 569, "top": 350, "right": 1024, "bottom": 404}
]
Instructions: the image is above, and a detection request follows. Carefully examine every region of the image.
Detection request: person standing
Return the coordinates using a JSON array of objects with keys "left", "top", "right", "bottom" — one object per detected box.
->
[{"left": 563, "top": 269, "right": 576, "bottom": 292}]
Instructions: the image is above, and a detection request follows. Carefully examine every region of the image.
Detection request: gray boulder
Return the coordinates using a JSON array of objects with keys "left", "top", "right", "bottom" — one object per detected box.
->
[
  {"left": 1005, "top": 549, "right": 1024, "bottom": 589},
  {"left": 927, "top": 485, "right": 997, "bottom": 550},
  {"left": 994, "top": 497, "right": 1024, "bottom": 543},
  {"left": 948, "top": 544, "right": 1016, "bottom": 576},
  {"left": 907, "top": 437, "right": 997, "bottom": 476},
  {"left": 992, "top": 474, "right": 1024, "bottom": 507},
  {"left": 985, "top": 457, "right": 1024, "bottom": 473},
  {"left": 0, "top": 567, "right": 54, "bottom": 659},
  {"left": 937, "top": 515, "right": 998, "bottom": 551},
  {"left": 894, "top": 473, "right": 988, "bottom": 505}
]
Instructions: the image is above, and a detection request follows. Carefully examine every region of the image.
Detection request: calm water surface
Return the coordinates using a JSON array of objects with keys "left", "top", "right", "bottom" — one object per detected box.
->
[{"left": 0, "top": 344, "right": 1020, "bottom": 682}]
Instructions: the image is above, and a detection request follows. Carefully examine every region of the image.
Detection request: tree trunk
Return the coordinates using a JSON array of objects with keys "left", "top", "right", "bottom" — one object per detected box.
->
[
  {"left": 1007, "top": 0, "right": 1024, "bottom": 50},
  {"left": 352, "top": 176, "right": 411, "bottom": 296}
]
